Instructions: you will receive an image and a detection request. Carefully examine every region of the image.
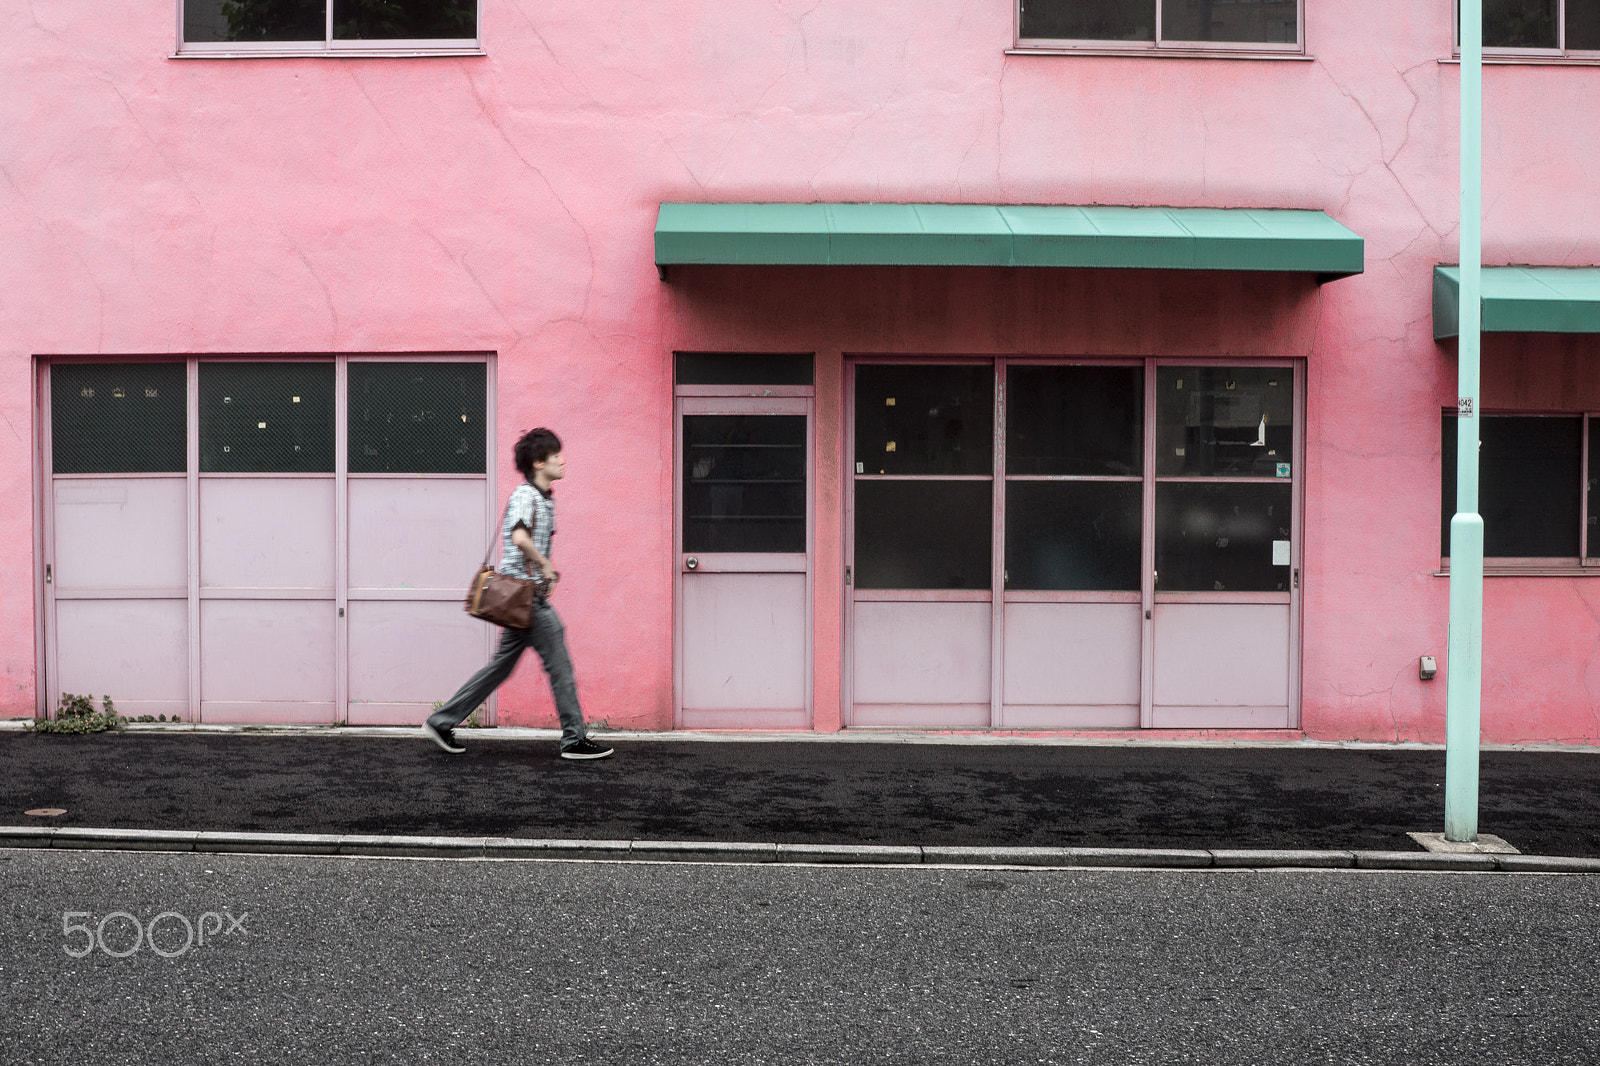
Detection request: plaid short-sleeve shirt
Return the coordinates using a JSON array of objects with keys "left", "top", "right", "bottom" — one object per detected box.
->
[{"left": 498, "top": 482, "right": 555, "bottom": 579}]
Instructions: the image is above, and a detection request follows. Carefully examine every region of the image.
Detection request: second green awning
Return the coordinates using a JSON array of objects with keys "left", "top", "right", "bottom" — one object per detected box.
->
[
  {"left": 656, "top": 203, "right": 1364, "bottom": 279},
  {"left": 1434, "top": 266, "right": 1600, "bottom": 338}
]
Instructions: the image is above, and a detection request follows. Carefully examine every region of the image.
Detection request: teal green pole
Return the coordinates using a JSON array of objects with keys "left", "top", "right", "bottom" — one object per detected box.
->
[{"left": 1446, "top": 0, "right": 1483, "bottom": 842}]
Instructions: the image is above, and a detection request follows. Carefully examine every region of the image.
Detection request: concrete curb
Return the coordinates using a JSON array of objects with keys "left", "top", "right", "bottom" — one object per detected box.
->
[
  {"left": 4, "top": 826, "right": 1598, "bottom": 872},
  {"left": 6, "top": 718, "right": 1600, "bottom": 753}
]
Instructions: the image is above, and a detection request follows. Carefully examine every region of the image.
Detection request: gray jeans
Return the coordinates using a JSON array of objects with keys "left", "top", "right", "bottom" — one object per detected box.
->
[{"left": 429, "top": 602, "right": 587, "bottom": 750}]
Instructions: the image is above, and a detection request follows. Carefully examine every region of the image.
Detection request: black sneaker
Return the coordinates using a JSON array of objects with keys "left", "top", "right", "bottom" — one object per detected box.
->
[
  {"left": 559, "top": 738, "right": 614, "bottom": 760},
  {"left": 423, "top": 720, "right": 465, "bottom": 754}
]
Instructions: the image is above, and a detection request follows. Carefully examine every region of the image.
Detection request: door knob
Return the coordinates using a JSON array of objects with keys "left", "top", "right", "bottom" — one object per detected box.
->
[{"left": 686, "top": 557, "right": 698, "bottom": 570}]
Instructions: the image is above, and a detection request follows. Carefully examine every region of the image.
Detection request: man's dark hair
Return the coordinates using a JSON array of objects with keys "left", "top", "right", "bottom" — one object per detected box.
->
[{"left": 514, "top": 428, "right": 562, "bottom": 480}]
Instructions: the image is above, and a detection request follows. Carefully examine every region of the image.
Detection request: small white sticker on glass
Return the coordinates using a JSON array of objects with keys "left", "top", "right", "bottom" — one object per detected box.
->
[
  {"left": 886, "top": 441, "right": 896, "bottom": 452},
  {"left": 1272, "top": 540, "right": 1291, "bottom": 566},
  {"left": 856, "top": 462, "right": 864, "bottom": 474}
]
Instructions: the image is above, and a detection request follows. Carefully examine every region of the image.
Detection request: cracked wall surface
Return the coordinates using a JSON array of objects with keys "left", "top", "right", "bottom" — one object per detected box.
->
[{"left": 4, "top": 0, "right": 1600, "bottom": 739}]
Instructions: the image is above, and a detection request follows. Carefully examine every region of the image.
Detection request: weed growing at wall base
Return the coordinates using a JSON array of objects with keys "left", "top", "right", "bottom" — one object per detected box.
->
[{"left": 31, "top": 693, "right": 122, "bottom": 735}]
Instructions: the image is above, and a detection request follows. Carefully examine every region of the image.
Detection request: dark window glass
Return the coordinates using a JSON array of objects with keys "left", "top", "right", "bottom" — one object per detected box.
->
[
  {"left": 334, "top": 0, "right": 476, "bottom": 40},
  {"left": 1006, "top": 481, "right": 1142, "bottom": 591},
  {"left": 1570, "top": 0, "right": 1600, "bottom": 49},
  {"left": 183, "top": 0, "right": 324, "bottom": 43},
  {"left": 1482, "top": 0, "right": 1559, "bottom": 47},
  {"left": 1156, "top": 367, "right": 1294, "bottom": 478},
  {"left": 1007, "top": 366, "right": 1142, "bottom": 476},
  {"left": 1020, "top": 0, "right": 1155, "bottom": 40},
  {"left": 683, "top": 415, "right": 806, "bottom": 553},
  {"left": 1155, "top": 482, "right": 1292, "bottom": 591},
  {"left": 200, "top": 363, "right": 335, "bottom": 473},
  {"left": 183, "top": 0, "right": 476, "bottom": 42},
  {"left": 855, "top": 481, "right": 991, "bottom": 590},
  {"left": 855, "top": 366, "right": 993, "bottom": 476},
  {"left": 1162, "top": 0, "right": 1297, "bottom": 43},
  {"left": 675, "top": 353, "right": 814, "bottom": 387},
  {"left": 52, "top": 363, "right": 187, "bottom": 474},
  {"left": 348, "top": 363, "right": 486, "bottom": 474},
  {"left": 1442, "top": 415, "right": 1581, "bottom": 558}
]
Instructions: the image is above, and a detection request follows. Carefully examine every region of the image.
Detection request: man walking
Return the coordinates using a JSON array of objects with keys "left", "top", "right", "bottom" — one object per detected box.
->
[{"left": 423, "top": 427, "right": 614, "bottom": 760}]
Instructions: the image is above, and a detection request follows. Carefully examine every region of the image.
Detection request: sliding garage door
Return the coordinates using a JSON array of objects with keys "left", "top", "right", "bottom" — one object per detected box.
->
[{"left": 39, "top": 356, "right": 495, "bottom": 725}]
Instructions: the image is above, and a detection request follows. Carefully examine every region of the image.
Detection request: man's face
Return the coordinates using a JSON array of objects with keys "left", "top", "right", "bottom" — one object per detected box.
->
[{"left": 538, "top": 451, "right": 566, "bottom": 480}]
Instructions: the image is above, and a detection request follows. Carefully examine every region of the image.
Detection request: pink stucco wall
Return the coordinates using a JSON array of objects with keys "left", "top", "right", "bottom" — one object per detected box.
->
[{"left": 5, "top": 1, "right": 1600, "bottom": 740}]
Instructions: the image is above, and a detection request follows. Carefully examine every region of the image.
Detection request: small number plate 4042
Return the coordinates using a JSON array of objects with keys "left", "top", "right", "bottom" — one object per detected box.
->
[{"left": 1458, "top": 397, "right": 1474, "bottom": 417}]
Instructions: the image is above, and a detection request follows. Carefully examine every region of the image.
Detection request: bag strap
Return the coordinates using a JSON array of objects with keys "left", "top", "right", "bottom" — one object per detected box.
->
[{"left": 482, "top": 497, "right": 513, "bottom": 569}]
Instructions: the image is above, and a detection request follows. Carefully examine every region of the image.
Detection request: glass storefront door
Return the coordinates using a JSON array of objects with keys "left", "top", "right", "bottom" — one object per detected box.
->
[{"left": 846, "top": 358, "right": 1300, "bottom": 729}]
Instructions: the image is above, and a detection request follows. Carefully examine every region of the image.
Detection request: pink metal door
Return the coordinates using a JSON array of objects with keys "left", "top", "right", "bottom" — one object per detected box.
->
[
  {"left": 42, "top": 362, "right": 192, "bottom": 721},
  {"left": 196, "top": 361, "right": 337, "bottom": 723},
  {"left": 675, "top": 395, "right": 812, "bottom": 729},
  {"left": 342, "top": 358, "right": 495, "bottom": 725}
]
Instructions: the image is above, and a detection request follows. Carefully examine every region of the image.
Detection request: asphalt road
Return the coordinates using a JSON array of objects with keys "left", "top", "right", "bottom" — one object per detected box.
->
[{"left": 2, "top": 849, "right": 1597, "bottom": 1065}]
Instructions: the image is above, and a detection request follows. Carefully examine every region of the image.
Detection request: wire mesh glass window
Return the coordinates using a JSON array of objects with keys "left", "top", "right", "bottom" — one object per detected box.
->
[
  {"left": 51, "top": 363, "right": 188, "bottom": 474},
  {"left": 200, "top": 362, "right": 335, "bottom": 473},
  {"left": 348, "top": 362, "right": 487, "bottom": 474}
]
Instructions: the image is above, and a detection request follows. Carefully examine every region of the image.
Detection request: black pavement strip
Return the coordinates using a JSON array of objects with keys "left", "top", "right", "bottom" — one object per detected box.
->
[{"left": 1, "top": 732, "right": 1597, "bottom": 857}]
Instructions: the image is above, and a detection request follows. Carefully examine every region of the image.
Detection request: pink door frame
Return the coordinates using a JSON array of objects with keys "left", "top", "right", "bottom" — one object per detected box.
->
[
  {"left": 842, "top": 354, "right": 1305, "bottom": 729},
  {"left": 673, "top": 383, "right": 816, "bottom": 729},
  {"left": 34, "top": 353, "right": 497, "bottom": 725}
]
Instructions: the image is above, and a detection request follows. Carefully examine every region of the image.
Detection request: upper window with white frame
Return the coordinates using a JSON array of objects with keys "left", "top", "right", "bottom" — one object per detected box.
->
[
  {"left": 1016, "top": 0, "right": 1303, "bottom": 54},
  {"left": 1460, "top": 0, "right": 1600, "bottom": 58},
  {"left": 179, "top": 0, "right": 479, "bottom": 56}
]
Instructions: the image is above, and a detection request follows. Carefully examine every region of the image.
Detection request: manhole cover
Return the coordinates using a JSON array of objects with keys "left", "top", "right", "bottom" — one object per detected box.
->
[{"left": 24, "top": 808, "right": 67, "bottom": 817}]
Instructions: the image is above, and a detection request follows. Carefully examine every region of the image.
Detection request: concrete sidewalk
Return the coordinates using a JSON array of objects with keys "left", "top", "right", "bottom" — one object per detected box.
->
[{"left": 2, "top": 725, "right": 1597, "bottom": 867}]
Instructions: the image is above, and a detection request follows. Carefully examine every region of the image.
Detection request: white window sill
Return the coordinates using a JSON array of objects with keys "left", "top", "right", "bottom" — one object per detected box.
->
[
  {"left": 1435, "top": 563, "right": 1600, "bottom": 577},
  {"left": 172, "top": 48, "right": 483, "bottom": 59},
  {"left": 1007, "top": 47, "right": 1312, "bottom": 61},
  {"left": 1439, "top": 55, "right": 1600, "bottom": 66}
]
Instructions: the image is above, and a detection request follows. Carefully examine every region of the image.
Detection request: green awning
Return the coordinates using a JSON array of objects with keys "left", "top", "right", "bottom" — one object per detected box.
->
[
  {"left": 1434, "top": 266, "right": 1600, "bottom": 339},
  {"left": 655, "top": 203, "right": 1364, "bottom": 280}
]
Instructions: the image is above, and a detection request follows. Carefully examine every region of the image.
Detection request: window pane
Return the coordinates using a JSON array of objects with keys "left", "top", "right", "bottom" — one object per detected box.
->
[
  {"left": 1162, "top": 0, "right": 1298, "bottom": 43},
  {"left": 1156, "top": 367, "right": 1294, "bottom": 477},
  {"left": 683, "top": 416, "right": 806, "bottom": 553},
  {"left": 855, "top": 481, "right": 991, "bottom": 590},
  {"left": 675, "top": 353, "right": 814, "bottom": 387},
  {"left": 1006, "top": 481, "right": 1142, "bottom": 591},
  {"left": 1483, "top": 0, "right": 1558, "bottom": 48},
  {"left": 1156, "top": 482, "right": 1292, "bottom": 591},
  {"left": 1019, "top": 0, "right": 1156, "bottom": 40},
  {"left": 855, "top": 366, "right": 993, "bottom": 476},
  {"left": 1442, "top": 415, "right": 1581, "bottom": 558},
  {"left": 52, "top": 363, "right": 187, "bottom": 474},
  {"left": 200, "top": 363, "right": 335, "bottom": 473},
  {"left": 348, "top": 362, "right": 486, "bottom": 474},
  {"left": 1007, "top": 366, "right": 1142, "bottom": 476},
  {"left": 183, "top": 0, "right": 325, "bottom": 43},
  {"left": 1569, "top": 0, "right": 1600, "bottom": 50},
  {"left": 333, "top": 0, "right": 475, "bottom": 40},
  {"left": 1590, "top": 418, "right": 1600, "bottom": 559}
]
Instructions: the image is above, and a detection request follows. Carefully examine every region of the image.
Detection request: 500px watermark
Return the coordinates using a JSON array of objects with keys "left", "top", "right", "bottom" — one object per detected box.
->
[{"left": 62, "top": 910, "right": 249, "bottom": 958}]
